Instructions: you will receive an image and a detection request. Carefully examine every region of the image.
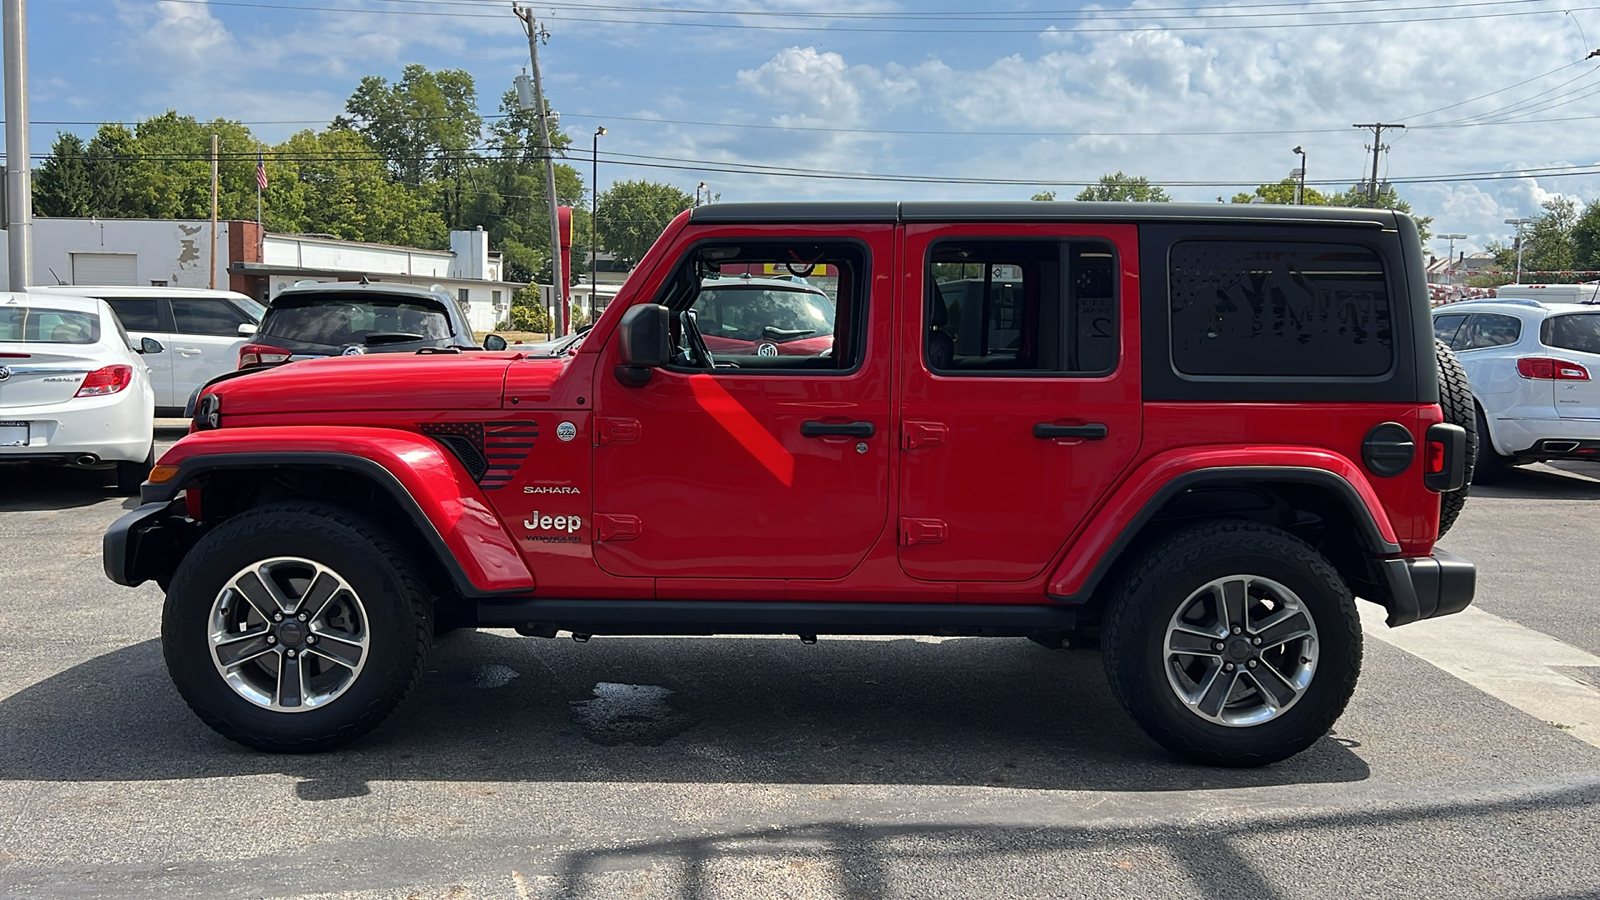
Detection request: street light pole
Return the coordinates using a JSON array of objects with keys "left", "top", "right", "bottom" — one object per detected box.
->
[
  {"left": 4, "top": 0, "right": 33, "bottom": 290},
  {"left": 695, "top": 182, "right": 708, "bottom": 207},
  {"left": 1505, "top": 217, "right": 1534, "bottom": 284},
  {"left": 590, "top": 125, "right": 605, "bottom": 322},
  {"left": 1292, "top": 146, "right": 1307, "bottom": 205},
  {"left": 1439, "top": 233, "right": 1466, "bottom": 286}
]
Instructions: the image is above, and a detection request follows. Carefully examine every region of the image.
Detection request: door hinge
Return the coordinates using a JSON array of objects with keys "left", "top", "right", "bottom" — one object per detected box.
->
[
  {"left": 899, "top": 517, "right": 947, "bottom": 546},
  {"left": 595, "top": 513, "right": 641, "bottom": 542},
  {"left": 595, "top": 417, "right": 640, "bottom": 446},
  {"left": 902, "top": 420, "right": 948, "bottom": 451}
]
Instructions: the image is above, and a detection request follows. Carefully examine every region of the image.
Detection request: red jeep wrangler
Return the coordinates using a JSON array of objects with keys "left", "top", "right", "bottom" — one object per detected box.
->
[{"left": 105, "top": 202, "right": 1476, "bottom": 766}]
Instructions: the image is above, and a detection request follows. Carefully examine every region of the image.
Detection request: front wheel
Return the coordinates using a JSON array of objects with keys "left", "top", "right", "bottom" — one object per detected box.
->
[
  {"left": 1101, "top": 521, "right": 1362, "bottom": 766},
  {"left": 162, "top": 502, "right": 433, "bottom": 752}
]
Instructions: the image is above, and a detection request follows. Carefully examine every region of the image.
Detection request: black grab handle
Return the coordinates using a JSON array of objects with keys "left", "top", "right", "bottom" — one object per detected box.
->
[
  {"left": 1033, "top": 423, "right": 1108, "bottom": 440},
  {"left": 801, "top": 421, "right": 876, "bottom": 438}
]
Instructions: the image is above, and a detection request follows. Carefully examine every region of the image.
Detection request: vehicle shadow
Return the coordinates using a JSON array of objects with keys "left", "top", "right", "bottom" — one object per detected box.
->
[
  {"left": 1470, "top": 463, "right": 1600, "bottom": 500},
  {"left": 0, "top": 632, "right": 1369, "bottom": 794},
  {"left": 0, "top": 464, "right": 127, "bottom": 512}
]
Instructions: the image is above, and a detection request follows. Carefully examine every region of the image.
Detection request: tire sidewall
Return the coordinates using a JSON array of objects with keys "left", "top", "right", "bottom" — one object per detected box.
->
[
  {"left": 1108, "top": 526, "right": 1360, "bottom": 765},
  {"left": 163, "top": 505, "right": 426, "bottom": 747}
]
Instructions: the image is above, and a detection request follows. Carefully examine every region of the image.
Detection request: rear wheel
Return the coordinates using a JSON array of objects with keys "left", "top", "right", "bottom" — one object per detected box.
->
[
  {"left": 114, "top": 447, "right": 154, "bottom": 495},
  {"left": 1472, "top": 404, "right": 1515, "bottom": 483},
  {"left": 1101, "top": 521, "right": 1362, "bottom": 767},
  {"left": 162, "top": 502, "right": 432, "bottom": 752}
]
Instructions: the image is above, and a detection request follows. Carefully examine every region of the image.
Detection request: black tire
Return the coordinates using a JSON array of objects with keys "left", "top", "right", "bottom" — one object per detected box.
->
[
  {"left": 162, "top": 502, "right": 433, "bottom": 752},
  {"left": 114, "top": 447, "right": 154, "bottom": 496},
  {"left": 1472, "top": 403, "right": 1515, "bottom": 484},
  {"left": 1435, "top": 339, "right": 1476, "bottom": 537},
  {"left": 1101, "top": 521, "right": 1362, "bottom": 767}
]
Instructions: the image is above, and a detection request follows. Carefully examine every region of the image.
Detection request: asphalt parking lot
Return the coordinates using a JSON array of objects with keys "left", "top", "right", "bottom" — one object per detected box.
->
[{"left": 2, "top": 432, "right": 1599, "bottom": 899}]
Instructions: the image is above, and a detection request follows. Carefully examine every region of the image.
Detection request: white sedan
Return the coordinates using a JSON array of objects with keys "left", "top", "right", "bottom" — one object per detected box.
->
[{"left": 0, "top": 292, "right": 159, "bottom": 493}]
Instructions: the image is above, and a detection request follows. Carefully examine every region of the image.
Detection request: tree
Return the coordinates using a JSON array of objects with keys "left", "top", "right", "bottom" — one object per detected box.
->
[
  {"left": 1326, "top": 185, "right": 1433, "bottom": 243},
  {"left": 1484, "top": 196, "right": 1582, "bottom": 283},
  {"left": 33, "top": 133, "right": 93, "bottom": 217},
  {"left": 1030, "top": 190, "right": 1057, "bottom": 201},
  {"left": 596, "top": 180, "right": 695, "bottom": 267},
  {"left": 1571, "top": 200, "right": 1600, "bottom": 272},
  {"left": 1230, "top": 177, "right": 1330, "bottom": 207},
  {"left": 1075, "top": 172, "right": 1170, "bottom": 203},
  {"left": 275, "top": 127, "right": 447, "bottom": 248}
]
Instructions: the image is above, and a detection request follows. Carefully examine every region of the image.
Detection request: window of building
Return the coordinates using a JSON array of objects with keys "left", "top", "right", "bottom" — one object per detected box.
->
[
  {"left": 1459, "top": 313, "right": 1522, "bottom": 350},
  {"left": 924, "top": 240, "right": 1116, "bottom": 375},
  {"left": 1542, "top": 313, "right": 1600, "bottom": 354},
  {"left": 652, "top": 239, "right": 869, "bottom": 373},
  {"left": 458, "top": 288, "right": 470, "bottom": 304},
  {"left": 1169, "top": 241, "right": 1392, "bottom": 378}
]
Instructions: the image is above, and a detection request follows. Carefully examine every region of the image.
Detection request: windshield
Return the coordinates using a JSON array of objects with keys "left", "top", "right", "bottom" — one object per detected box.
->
[
  {"left": 261, "top": 296, "right": 453, "bottom": 348},
  {"left": 0, "top": 307, "right": 102, "bottom": 344},
  {"left": 693, "top": 286, "right": 835, "bottom": 344}
]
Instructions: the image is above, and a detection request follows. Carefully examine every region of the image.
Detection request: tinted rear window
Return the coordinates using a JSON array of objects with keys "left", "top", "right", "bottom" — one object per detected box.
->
[
  {"left": 694, "top": 286, "right": 836, "bottom": 343},
  {"left": 1169, "top": 241, "right": 1392, "bottom": 377},
  {"left": 1542, "top": 313, "right": 1600, "bottom": 355},
  {"left": 0, "top": 307, "right": 102, "bottom": 344},
  {"left": 262, "top": 296, "right": 452, "bottom": 347}
]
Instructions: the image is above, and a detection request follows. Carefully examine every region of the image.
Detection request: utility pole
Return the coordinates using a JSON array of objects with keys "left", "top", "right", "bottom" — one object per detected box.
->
[
  {"left": 209, "top": 133, "right": 218, "bottom": 290},
  {"left": 513, "top": 5, "right": 566, "bottom": 335},
  {"left": 4, "top": 0, "right": 32, "bottom": 290},
  {"left": 1352, "top": 123, "right": 1403, "bottom": 204}
]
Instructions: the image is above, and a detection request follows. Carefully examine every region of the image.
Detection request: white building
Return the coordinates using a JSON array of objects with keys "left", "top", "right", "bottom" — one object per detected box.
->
[{"left": 0, "top": 218, "right": 528, "bottom": 333}]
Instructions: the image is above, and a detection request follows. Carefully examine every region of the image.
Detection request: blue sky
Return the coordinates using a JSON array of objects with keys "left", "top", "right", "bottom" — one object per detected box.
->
[{"left": 24, "top": 0, "right": 1600, "bottom": 259}]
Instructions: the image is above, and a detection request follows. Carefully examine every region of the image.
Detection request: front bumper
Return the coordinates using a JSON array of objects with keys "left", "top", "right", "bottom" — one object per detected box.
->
[
  {"left": 103, "top": 499, "right": 200, "bottom": 588},
  {"left": 1377, "top": 548, "right": 1476, "bottom": 627}
]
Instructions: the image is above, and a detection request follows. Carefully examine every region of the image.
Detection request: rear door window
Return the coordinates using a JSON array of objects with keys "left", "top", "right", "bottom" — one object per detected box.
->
[
  {"left": 1542, "top": 313, "right": 1600, "bottom": 354},
  {"left": 171, "top": 298, "right": 255, "bottom": 337},
  {"left": 105, "top": 298, "right": 164, "bottom": 333},
  {"left": 1459, "top": 313, "right": 1522, "bottom": 350},
  {"left": 1169, "top": 241, "right": 1393, "bottom": 378}
]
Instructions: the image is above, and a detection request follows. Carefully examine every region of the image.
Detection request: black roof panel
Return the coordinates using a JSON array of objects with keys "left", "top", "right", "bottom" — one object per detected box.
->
[{"left": 688, "top": 201, "right": 1395, "bottom": 228}]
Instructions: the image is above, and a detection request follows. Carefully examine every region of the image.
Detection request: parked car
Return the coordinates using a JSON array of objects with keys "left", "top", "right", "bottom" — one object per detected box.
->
[
  {"left": 692, "top": 277, "right": 836, "bottom": 359},
  {"left": 108, "top": 202, "right": 1474, "bottom": 767},
  {"left": 30, "top": 285, "right": 262, "bottom": 417},
  {"left": 1, "top": 292, "right": 160, "bottom": 492},
  {"left": 1434, "top": 296, "right": 1600, "bottom": 478},
  {"left": 239, "top": 281, "right": 481, "bottom": 370}
]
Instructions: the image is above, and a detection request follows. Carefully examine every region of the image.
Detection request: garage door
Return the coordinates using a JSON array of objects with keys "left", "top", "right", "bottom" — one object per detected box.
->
[{"left": 71, "top": 252, "right": 138, "bottom": 285}]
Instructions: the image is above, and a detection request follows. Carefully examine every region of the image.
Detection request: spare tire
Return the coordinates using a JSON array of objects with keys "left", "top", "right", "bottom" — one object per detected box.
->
[{"left": 1436, "top": 338, "right": 1477, "bottom": 537}]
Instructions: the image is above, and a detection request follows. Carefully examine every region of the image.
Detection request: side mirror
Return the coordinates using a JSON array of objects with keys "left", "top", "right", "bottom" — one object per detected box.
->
[
  {"left": 139, "top": 337, "right": 164, "bottom": 355},
  {"left": 237, "top": 323, "right": 258, "bottom": 337},
  {"left": 483, "top": 333, "right": 508, "bottom": 352},
  {"left": 616, "top": 304, "right": 671, "bottom": 386}
]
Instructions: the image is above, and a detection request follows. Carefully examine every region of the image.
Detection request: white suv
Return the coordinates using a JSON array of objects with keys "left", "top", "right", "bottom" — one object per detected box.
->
[
  {"left": 30, "top": 286, "right": 263, "bottom": 416},
  {"left": 1433, "top": 297, "right": 1600, "bottom": 478}
]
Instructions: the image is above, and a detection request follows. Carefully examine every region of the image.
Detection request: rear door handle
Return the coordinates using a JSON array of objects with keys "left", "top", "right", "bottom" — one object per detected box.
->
[
  {"left": 801, "top": 421, "right": 875, "bottom": 438},
  {"left": 1033, "top": 423, "right": 1108, "bottom": 440}
]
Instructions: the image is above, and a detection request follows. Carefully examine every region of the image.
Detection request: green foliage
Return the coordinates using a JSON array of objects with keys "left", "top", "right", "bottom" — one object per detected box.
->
[
  {"left": 1480, "top": 196, "right": 1600, "bottom": 283},
  {"left": 597, "top": 180, "right": 695, "bottom": 266},
  {"left": 1075, "top": 172, "right": 1171, "bottom": 203},
  {"left": 33, "top": 133, "right": 93, "bottom": 217},
  {"left": 1230, "top": 177, "right": 1329, "bottom": 207},
  {"left": 1030, "top": 190, "right": 1057, "bottom": 201},
  {"left": 506, "top": 284, "right": 552, "bottom": 332},
  {"left": 274, "top": 127, "right": 447, "bottom": 248}
]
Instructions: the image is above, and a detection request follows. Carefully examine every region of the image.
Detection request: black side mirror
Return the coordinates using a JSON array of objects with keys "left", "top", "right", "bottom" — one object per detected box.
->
[
  {"left": 483, "top": 333, "right": 508, "bottom": 352},
  {"left": 139, "top": 337, "right": 164, "bottom": 355},
  {"left": 616, "top": 304, "right": 671, "bottom": 386}
]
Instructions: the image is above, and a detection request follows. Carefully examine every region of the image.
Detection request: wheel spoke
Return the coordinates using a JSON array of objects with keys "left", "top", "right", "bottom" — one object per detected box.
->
[
  {"left": 230, "top": 571, "right": 281, "bottom": 621},
  {"left": 298, "top": 571, "right": 342, "bottom": 620},
  {"left": 1245, "top": 664, "right": 1300, "bottom": 709},
  {"left": 1169, "top": 626, "right": 1223, "bottom": 656},
  {"left": 214, "top": 630, "right": 275, "bottom": 668},
  {"left": 276, "top": 653, "right": 305, "bottom": 708},
  {"left": 1254, "top": 610, "right": 1312, "bottom": 650},
  {"left": 306, "top": 632, "right": 364, "bottom": 670},
  {"left": 1196, "top": 663, "right": 1239, "bottom": 719},
  {"left": 1220, "top": 578, "right": 1249, "bottom": 632}
]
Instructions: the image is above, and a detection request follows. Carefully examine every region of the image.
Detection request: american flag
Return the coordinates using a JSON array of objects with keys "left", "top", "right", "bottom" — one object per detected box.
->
[{"left": 256, "top": 152, "right": 268, "bottom": 192}]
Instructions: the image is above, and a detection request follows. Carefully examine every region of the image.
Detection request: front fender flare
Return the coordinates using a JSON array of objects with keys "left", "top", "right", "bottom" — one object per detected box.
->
[
  {"left": 1048, "top": 447, "right": 1400, "bottom": 602},
  {"left": 138, "top": 426, "right": 535, "bottom": 596}
]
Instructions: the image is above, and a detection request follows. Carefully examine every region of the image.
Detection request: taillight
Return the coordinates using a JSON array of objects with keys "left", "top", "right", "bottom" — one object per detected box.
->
[
  {"left": 75, "top": 364, "right": 133, "bottom": 397},
  {"left": 239, "top": 343, "right": 292, "bottom": 368},
  {"left": 1517, "top": 357, "right": 1591, "bottom": 380}
]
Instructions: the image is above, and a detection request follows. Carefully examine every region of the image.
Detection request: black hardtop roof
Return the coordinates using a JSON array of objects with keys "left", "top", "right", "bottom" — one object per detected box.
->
[{"left": 688, "top": 201, "right": 1397, "bottom": 228}]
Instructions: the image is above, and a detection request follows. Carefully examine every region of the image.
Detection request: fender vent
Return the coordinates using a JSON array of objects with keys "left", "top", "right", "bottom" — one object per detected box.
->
[
  {"left": 421, "top": 423, "right": 488, "bottom": 481},
  {"left": 419, "top": 420, "right": 539, "bottom": 489}
]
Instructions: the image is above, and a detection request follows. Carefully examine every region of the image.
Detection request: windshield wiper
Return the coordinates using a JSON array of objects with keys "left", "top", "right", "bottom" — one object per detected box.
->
[{"left": 762, "top": 326, "right": 815, "bottom": 338}]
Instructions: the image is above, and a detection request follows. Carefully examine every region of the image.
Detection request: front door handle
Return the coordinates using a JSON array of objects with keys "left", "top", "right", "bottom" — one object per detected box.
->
[
  {"left": 801, "top": 421, "right": 875, "bottom": 438},
  {"left": 1033, "top": 422, "right": 1108, "bottom": 440}
]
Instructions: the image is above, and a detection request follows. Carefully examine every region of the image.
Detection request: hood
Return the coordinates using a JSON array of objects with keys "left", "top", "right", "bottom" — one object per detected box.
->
[{"left": 211, "top": 352, "right": 529, "bottom": 414}]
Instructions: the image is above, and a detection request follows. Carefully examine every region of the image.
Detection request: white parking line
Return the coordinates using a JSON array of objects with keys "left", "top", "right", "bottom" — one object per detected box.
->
[{"left": 1360, "top": 602, "right": 1600, "bottom": 750}]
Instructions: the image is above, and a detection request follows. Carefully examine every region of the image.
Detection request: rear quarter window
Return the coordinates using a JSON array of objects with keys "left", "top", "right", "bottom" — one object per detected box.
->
[
  {"left": 1169, "top": 241, "right": 1393, "bottom": 378},
  {"left": 1542, "top": 313, "right": 1600, "bottom": 354}
]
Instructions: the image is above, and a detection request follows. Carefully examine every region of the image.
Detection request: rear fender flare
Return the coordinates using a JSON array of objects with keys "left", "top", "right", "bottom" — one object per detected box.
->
[
  {"left": 143, "top": 427, "right": 535, "bottom": 596},
  {"left": 1049, "top": 447, "right": 1400, "bottom": 602}
]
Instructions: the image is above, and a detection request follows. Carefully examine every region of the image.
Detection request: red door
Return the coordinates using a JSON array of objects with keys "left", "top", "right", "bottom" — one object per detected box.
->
[
  {"left": 897, "top": 223, "right": 1143, "bottom": 582},
  {"left": 591, "top": 224, "right": 896, "bottom": 581}
]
